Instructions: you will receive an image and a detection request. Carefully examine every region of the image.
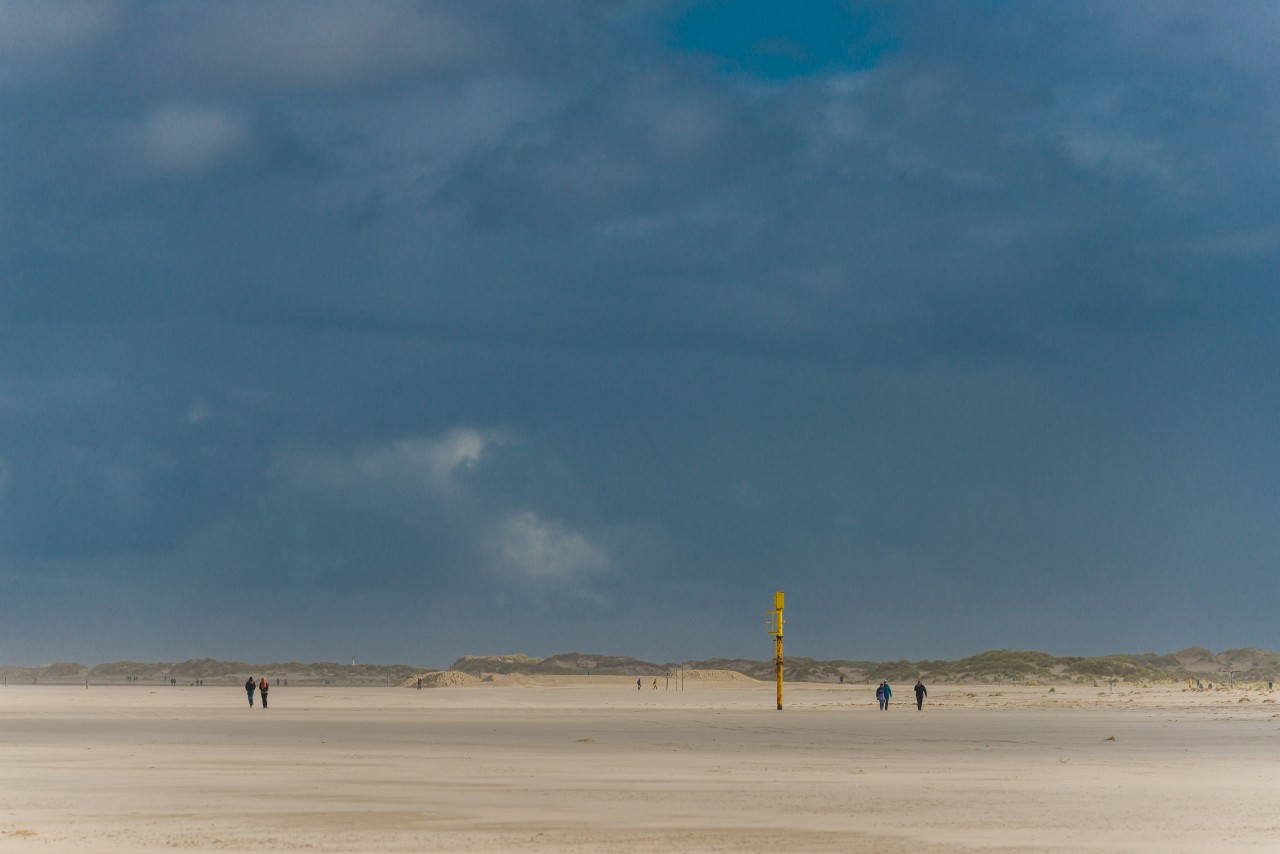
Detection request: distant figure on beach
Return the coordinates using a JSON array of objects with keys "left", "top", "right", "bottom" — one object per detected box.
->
[
  {"left": 652, "top": 679, "right": 658, "bottom": 690},
  {"left": 876, "top": 682, "right": 885, "bottom": 710},
  {"left": 914, "top": 680, "right": 927, "bottom": 710},
  {"left": 417, "top": 677, "right": 423, "bottom": 690},
  {"left": 258, "top": 677, "right": 269, "bottom": 709},
  {"left": 882, "top": 681, "right": 892, "bottom": 709},
  {"left": 637, "top": 678, "right": 642, "bottom": 690},
  {"left": 245, "top": 677, "right": 256, "bottom": 708}
]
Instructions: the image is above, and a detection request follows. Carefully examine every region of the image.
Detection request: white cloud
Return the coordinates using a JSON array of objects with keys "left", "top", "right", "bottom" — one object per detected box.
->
[
  {"left": 185, "top": 398, "right": 212, "bottom": 425},
  {"left": 255, "top": 429, "right": 613, "bottom": 595},
  {"left": 271, "top": 428, "right": 503, "bottom": 496},
  {"left": 122, "top": 104, "right": 253, "bottom": 176},
  {"left": 487, "top": 510, "right": 610, "bottom": 585},
  {"left": 1059, "top": 125, "right": 1171, "bottom": 182},
  {"left": 355, "top": 429, "right": 501, "bottom": 490},
  {"left": 139, "top": 0, "right": 499, "bottom": 96},
  {"left": 419, "top": 428, "right": 494, "bottom": 482},
  {"left": 0, "top": 0, "right": 120, "bottom": 87}
]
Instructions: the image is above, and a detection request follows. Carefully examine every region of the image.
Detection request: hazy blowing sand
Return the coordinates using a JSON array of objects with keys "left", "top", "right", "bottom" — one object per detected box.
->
[{"left": 3, "top": 678, "right": 1278, "bottom": 852}]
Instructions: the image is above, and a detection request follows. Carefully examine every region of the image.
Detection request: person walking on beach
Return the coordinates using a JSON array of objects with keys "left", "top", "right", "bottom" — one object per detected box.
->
[
  {"left": 637, "top": 678, "right": 642, "bottom": 690},
  {"left": 245, "top": 677, "right": 256, "bottom": 708},
  {"left": 876, "top": 682, "right": 886, "bottom": 710},
  {"left": 258, "top": 677, "right": 269, "bottom": 709},
  {"left": 882, "top": 681, "right": 892, "bottom": 709},
  {"left": 914, "top": 680, "right": 927, "bottom": 710}
]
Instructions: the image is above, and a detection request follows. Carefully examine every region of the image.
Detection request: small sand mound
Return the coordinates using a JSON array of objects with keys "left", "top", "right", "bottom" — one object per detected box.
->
[
  {"left": 678, "top": 669, "right": 758, "bottom": 683},
  {"left": 398, "top": 671, "right": 481, "bottom": 688}
]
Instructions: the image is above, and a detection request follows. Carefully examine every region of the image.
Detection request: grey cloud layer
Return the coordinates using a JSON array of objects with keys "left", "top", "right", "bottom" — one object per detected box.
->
[{"left": 1, "top": 1, "right": 1277, "bottom": 664}]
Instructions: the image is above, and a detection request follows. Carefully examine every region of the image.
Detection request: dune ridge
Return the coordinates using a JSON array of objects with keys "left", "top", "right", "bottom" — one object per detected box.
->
[{"left": 4, "top": 645, "right": 1276, "bottom": 687}]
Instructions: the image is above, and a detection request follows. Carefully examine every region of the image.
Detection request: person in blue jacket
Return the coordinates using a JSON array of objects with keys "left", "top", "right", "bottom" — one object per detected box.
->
[
  {"left": 244, "top": 677, "right": 256, "bottom": 708},
  {"left": 882, "top": 681, "right": 892, "bottom": 710},
  {"left": 875, "top": 682, "right": 885, "bottom": 710}
]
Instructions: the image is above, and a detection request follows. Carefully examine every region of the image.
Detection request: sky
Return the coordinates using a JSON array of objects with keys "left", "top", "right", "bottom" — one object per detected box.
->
[{"left": 2, "top": 1, "right": 1278, "bottom": 667}]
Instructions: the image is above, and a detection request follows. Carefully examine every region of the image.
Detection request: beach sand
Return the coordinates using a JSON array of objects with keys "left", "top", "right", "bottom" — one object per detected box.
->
[{"left": 3, "top": 677, "right": 1278, "bottom": 852}]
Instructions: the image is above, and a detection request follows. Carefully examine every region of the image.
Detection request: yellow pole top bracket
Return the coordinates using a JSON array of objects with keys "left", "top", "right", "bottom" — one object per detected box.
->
[{"left": 767, "top": 590, "right": 785, "bottom": 636}]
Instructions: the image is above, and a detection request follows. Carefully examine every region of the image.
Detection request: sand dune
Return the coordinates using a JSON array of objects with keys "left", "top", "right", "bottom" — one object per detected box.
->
[
  {"left": 397, "top": 671, "right": 482, "bottom": 688},
  {"left": 3, "top": 680, "right": 1278, "bottom": 852}
]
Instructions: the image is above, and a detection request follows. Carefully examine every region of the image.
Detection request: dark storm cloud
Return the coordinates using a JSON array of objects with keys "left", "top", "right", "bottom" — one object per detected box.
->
[{"left": 1, "top": 1, "right": 1277, "bottom": 664}]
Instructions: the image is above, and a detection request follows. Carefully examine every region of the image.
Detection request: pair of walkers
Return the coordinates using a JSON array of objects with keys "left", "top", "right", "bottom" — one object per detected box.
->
[
  {"left": 244, "top": 677, "right": 270, "bottom": 708},
  {"left": 876, "top": 680, "right": 928, "bottom": 710}
]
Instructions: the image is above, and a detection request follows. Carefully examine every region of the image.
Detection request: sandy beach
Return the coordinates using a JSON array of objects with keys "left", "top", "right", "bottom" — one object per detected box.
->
[{"left": 3, "top": 677, "right": 1279, "bottom": 852}]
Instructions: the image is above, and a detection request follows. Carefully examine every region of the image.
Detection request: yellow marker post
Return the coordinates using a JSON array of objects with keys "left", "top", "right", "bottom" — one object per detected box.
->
[{"left": 767, "top": 590, "right": 784, "bottom": 710}]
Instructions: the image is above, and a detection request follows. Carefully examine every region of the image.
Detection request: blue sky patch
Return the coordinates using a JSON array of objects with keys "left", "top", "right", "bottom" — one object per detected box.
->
[{"left": 671, "top": 0, "right": 896, "bottom": 78}]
